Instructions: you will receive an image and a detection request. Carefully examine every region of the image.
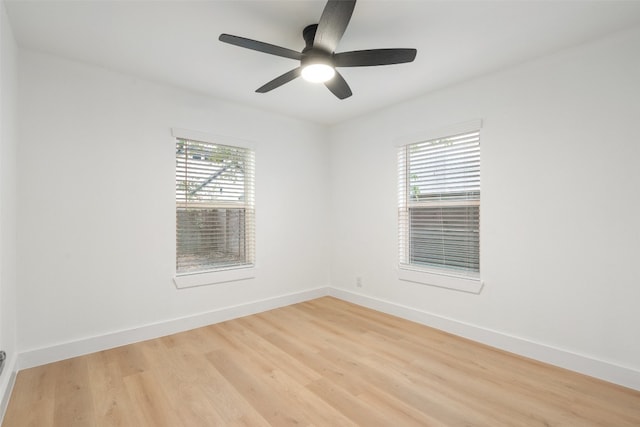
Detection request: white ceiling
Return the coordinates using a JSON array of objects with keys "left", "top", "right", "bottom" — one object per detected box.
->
[{"left": 6, "top": 0, "right": 640, "bottom": 125}]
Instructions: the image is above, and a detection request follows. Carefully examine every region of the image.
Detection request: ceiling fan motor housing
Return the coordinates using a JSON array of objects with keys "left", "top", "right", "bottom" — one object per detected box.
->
[{"left": 301, "top": 24, "right": 334, "bottom": 67}]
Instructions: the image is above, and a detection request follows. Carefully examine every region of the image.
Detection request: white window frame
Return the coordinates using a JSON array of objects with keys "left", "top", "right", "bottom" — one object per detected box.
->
[
  {"left": 396, "top": 120, "right": 483, "bottom": 294},
  {"left": 172, "top": 128, "right": 256, "bottom": 289}
]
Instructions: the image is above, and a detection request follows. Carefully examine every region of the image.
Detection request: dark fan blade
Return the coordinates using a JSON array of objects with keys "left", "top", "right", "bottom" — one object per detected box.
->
[
  {"left": 219, "top": 34, "right": 302, "bottom": 61},
  {"left": 256, "top": 67, "right": 302, "bottom": 93},
  {"left": 334, "top": 48, "right": 417, "bottom": 67},
  {"left": 324, "top": 70, "right": 352, "bottom": 99},
  {"left": 314, "top": 0, "right": 356, "bottom": 53}
]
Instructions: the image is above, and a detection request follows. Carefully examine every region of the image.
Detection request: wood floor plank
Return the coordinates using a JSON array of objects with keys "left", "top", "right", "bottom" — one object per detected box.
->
[
  {"left": 84, "top": 350, "right": 140, "bottom": 426},
  {"left": 52, "top": 357, "right": 95, "bottom": 427},
  {"left": 122, "top": 371, "right": 185, "bottom": 427},
  {"left": 3, "top": 296, "right": 640, "bottom": 426}
]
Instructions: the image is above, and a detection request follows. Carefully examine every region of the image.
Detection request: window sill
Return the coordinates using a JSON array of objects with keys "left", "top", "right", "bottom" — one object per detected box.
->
[
  {"left": 173, "top": 267, "right": 256, "bottom": 289},
  {"left": 397, "top": 266, "right": 483, "bottom": 294}
]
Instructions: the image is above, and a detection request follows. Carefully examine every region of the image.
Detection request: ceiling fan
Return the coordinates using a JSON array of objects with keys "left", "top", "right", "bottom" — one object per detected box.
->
[{"left": 219, "top": 0, "right": 417, "bottom": 100}]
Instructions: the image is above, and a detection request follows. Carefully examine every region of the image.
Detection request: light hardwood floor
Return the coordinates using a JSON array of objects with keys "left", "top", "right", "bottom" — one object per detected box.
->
[{"left": 3, "top": 297, "right": 640, "bottom": 426}]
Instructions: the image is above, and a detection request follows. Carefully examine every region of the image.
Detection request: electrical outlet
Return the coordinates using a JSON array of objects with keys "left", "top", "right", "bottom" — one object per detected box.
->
[{"left": 356, "top": 276, "right": 363, "bottom": 287}]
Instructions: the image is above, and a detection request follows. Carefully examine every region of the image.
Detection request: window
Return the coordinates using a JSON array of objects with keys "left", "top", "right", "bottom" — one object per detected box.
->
[
  {"left": 175, "top": 131, "right": 255, "bottom": 283},
  {"left": 398, "top": 121, "right": 481, "bottom": 292}
]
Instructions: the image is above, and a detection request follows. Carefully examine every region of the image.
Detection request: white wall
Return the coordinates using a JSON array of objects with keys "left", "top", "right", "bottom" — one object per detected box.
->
[
  {"left": 17, "top": 51, "right": 330, "bottom": 354},
  {"left": 0, "top": 0, "right": 18, "bottom": 409},
  {"left": 328, "top": 26, "right": 640, "bottom": 376}
]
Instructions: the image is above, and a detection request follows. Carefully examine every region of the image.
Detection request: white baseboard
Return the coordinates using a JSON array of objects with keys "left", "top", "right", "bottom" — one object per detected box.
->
[
  {"left": 19, "top": 287, "right": 328, "bottom": 370},
  {"left": 14, "top": 286, "right": 640, "bottom": 393},
  {"left": 0, "top": 354, "right": 17, "bottom": 425},
  {"left": 328, "top": 287, "right": 640, "bottom": 391}
]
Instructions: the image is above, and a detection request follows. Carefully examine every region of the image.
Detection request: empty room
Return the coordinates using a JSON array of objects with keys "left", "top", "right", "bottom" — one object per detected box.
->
[{"left": 1, "top": 0, "right": 639, "bottom": 425}]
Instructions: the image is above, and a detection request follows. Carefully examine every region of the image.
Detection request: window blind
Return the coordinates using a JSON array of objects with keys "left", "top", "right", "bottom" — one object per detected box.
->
[
  {"left": 398, "top": 130, "right": 480, "bottom": 276},
  {"left": 176, "top": 138, "right": 255, "bottom": 274}
]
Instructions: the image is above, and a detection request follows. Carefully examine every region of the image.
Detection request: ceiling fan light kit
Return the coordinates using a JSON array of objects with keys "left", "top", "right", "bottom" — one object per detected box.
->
[
  {"left": 218, "top": 0, "right": 417, "bottom": 100},
  {"left": 301, "top": 63, "right": 335, "bottom": 83}
]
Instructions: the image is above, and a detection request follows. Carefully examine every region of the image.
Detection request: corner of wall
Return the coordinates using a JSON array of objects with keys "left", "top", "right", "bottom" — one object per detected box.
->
[{"left": 0, "top": 1, "right": 20, "bottom": 421}]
